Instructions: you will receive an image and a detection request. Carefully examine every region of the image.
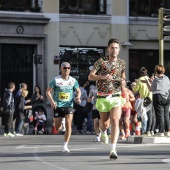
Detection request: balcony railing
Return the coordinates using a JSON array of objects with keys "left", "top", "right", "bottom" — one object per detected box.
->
[{"left": 60, "top": 0, "right": 107, "bottom": 15}]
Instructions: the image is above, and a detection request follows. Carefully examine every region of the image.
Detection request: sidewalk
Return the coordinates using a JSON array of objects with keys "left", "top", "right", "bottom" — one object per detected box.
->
[
  {"left": 1, "top": 122, "right": 170, "bottom": 144},
  {"left": 127, "top": 135, "right": 170, "bottom": 144}
]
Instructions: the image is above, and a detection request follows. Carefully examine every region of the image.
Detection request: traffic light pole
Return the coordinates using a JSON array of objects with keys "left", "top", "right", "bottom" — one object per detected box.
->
[
  {"left": 159, "top": 39, "right": 164, "bottom": 66},
  {"left": 158, "top": 8, "right": 164, "bottom": 66},
  {"left": 158, "top": 8, "right": 170, "bottom": 66}
]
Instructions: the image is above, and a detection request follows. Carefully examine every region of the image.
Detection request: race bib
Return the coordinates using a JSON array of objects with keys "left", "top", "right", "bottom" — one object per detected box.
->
[{"left": 58, "top": 92, "right": 70, "bottom": 101}]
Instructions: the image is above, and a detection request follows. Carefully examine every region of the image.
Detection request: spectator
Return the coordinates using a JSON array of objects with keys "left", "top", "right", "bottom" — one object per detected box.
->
[
  {"left": 87, "top": 82, "right": 101, "bottom": 141},
  {"left": 31, "top": 85, "right": 46, "bottom": 117},
  {"left": 34, "top": 107, "right": 47, "bottom": 134},
  {"left": 132, "top": 67, "right": 153, "bottom": 135},
  {"left": 15, "top": 89, "right": 32, "bottom": 136},
  {"left": 130, "top": 82, "right": 139, "bottom": 135},
  {"left": 74, "top": 80, "right": 88, "bottom": 134},
  {"left": 145, "top": 65, "right": 170, "bottom": 137},
  {"left": 120, "top": 79, "right": 135, "bottom": 139},
  {"left": 31, "top": 85, "right": 44, "bottom": 105},
  {"left": 15, "top": 83, "right": 30, "bottom": 104},
  {"left": 14, "top": 83, "right": 30, "bottom": 133},
  {"left": 1, "top": 82, "right": 15, "bottom": 137},
  {"left": 85, "top": 81, "right": 94, "bottom": 133}
]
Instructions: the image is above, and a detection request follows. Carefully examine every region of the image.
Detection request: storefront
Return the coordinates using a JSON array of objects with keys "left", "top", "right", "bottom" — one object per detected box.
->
[
  {"left": 59, "top": 47, "right": 105, "bottom": 82},
  {"left": 0, "top": 12, "right": 49, "bottom": 97}
]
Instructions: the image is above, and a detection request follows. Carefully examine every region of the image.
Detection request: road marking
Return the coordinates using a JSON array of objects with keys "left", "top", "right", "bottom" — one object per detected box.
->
[
  {"left": 117, "top": 143, "right": 170, "bottom": 148},
  {"left": 15, "top": 145, "right": 62, "bottom": 149},
  {"left": 70, "top": 148, "right": 99, "bottom": 151},
  {"left": 16, "top": 143, "right": 170, "bottom": 150},
  {"left": 162, "top": 159, "right": 170, "bottom": 164},
  {"left": 16, "top": 145, "right": 26, "bottom": 149},
  {"left": 33, "top": 148, "right": 69, "bottom": 170}
]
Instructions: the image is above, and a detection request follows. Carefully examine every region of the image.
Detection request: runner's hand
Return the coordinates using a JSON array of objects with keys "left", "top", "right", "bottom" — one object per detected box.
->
[
  {"left": 101, "top": 74, "right": 113, "bottom": 81},
  {"left": 51, "top": 102, "right": 57, "bottom": 109}
]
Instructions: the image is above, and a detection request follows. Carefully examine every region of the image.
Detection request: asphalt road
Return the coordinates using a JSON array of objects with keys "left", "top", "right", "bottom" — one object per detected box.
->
[{"left": 0, "top": 134, "right": 170, "bottom": 170}]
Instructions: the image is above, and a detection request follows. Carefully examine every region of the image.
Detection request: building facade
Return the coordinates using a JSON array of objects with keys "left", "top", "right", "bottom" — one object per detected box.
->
[{"left": 0, "top": 0, "right": 170, "bottom": 99}]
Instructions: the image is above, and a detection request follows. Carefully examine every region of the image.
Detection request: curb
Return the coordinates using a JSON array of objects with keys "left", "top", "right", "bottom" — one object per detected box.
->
[{"left": 127, "top": 136, "right": 170, "bottom": 144}]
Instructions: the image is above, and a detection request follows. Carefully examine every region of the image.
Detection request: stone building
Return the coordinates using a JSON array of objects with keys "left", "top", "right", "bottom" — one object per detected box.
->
[{"left": 0, "top": 0, "right": 170, "bottom": 99}]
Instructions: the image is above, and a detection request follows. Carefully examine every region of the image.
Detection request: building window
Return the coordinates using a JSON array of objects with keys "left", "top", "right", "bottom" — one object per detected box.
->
[
  {"left": 129, "top": 50, "right": 170, "bottom": 81},
  {"left": 130, "top": 0, "right": 170, "bottom": 17},
  {"left": 60, "top": 0, "right": 106, "bottom": 15},
  {"left": 0, "top": 0, "right": 41, "bottom": 12}
]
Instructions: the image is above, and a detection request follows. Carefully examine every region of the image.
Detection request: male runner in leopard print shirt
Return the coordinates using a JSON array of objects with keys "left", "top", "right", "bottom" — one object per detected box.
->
[{"left": 88, "top": 38, "right": 126, "bottom": 159}]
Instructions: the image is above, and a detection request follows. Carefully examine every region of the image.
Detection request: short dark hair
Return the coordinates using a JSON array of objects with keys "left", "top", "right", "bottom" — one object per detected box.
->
[
  {"left": 8, "top": 82, "right": 15, "bottom": 89},
  {"left": 108, "top": 38, "right": 120, "bottom": 47},
  {"left": 139, "top": 67, "right": 148, "bottom": 77}
]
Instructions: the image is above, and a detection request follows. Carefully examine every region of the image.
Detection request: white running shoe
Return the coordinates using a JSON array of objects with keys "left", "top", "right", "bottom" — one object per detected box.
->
[
  {"left": 110, "top": 149, "right": 118, "bottom": 160},
  {"left": 15, "top": 133, "right": 23, "bottom": 137},
  {"left": 147, "top": 131, "right": 151, "bottom": 136},
  {"left": 7, "top": 133, "right": 15, "bottom": 137},
  {"left": 150, "top": 131, "right": 154, "bottom": 136},
  {"left": 164, "top": 132, "right": 170, "bottom": 137},
  {"left": 101, "top": 132, "right": 109, "bottom": 144},
  {"left": 94, "top": 136, "right": 100, "bottom": 142},
  {"left": 62, "top": 147, "right": 70, "bottom": 153}
]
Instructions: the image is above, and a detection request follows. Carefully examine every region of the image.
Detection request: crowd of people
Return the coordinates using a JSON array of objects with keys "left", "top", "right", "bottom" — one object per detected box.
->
[
  {"left": 0, "top": 82, "right": 47, "bottom": 137},
  {"left": 1, "top": 38, "right": 170, "bottom": 161}
]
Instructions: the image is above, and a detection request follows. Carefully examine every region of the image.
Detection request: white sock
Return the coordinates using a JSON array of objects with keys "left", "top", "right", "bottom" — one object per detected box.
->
[
  {"left": 98, "top": 132, "right": 101, "bottom": 137},
  {"left": 62, "top": 118, "right": 66, "bottom": 131},
  {"left": 110, "top": 144, "right": 116, "bottom": 150},
  {"left": 64, "top": 142, "right": 68, "bottom": 148}
]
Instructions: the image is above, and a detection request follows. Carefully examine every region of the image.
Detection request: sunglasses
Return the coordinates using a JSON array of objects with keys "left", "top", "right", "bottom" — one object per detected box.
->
[{"left": 63, "top": 67, "right": 70, "bottom": 70}]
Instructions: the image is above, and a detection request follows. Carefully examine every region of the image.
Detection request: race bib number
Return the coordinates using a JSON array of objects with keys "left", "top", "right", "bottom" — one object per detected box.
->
[{"left": 58, "top": 92, "right": 70, "bottom": 101}]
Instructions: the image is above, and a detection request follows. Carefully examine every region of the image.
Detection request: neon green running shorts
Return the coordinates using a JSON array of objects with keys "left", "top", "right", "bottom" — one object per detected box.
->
[{"left": 96, "top": 95, "right": 123, "bottom": 112}]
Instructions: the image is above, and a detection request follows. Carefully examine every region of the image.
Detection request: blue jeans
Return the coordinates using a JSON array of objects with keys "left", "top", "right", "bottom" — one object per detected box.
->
[
  {"left": 86, "top": 111, "right": 93, "bottom": 132},
  {"left": 15, "top": 112, "right": 24, "bottom": 134},
  {"left": 142, "top": 120, "right": 147, "bottom": 134}
]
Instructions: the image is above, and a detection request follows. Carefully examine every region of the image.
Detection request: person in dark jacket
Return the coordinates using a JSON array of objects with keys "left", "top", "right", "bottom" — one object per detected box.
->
[
  {"left": 1, "top": 82, "right": 15, "bottom": 137},
  {"left": 15, "top": 89, "right": 32, "bottom": 136},
  {"left": 31, "top": 85, "right": 45, "bottom": 116}
]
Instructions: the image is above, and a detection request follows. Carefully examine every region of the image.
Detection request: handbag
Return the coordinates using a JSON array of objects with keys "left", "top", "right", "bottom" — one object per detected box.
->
[
  {"left": 143, "top": 78, "right": 152, "bottom": 107},
  {"left": 143, "top": 96, "right": 152, "bottom": 107}
]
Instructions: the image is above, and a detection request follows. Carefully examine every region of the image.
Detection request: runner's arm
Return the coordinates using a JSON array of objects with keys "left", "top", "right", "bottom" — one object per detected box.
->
[
  {"left": 88, "top": 67, "right": 113, "bottom": 81},
  {"left": 46, "top": 87, "right": 57, "bottom": 109}
]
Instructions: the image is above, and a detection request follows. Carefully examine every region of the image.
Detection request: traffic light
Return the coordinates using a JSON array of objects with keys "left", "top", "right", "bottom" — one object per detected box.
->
[
  {"left": 158, "top": 8, "right": 170, "bottom": 40},
  {"left": 34, "top": 54, "right": 42, "bottom": 64}
]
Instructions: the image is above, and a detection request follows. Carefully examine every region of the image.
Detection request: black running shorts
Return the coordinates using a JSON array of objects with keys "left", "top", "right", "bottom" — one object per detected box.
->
[
  {"left": 54, "top": 107, "right": 75, "bottom": 118},
  {"left": 92, "top": 110, "right": 100, "bottom": 119}
]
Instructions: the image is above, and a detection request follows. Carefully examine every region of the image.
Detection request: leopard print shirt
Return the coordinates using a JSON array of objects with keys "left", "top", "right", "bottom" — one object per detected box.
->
[{"left": 93, "top": 56, "right": 126, "bottom": 94}]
